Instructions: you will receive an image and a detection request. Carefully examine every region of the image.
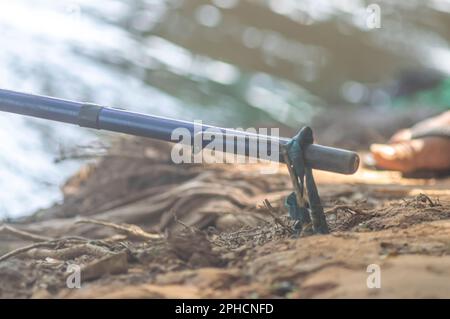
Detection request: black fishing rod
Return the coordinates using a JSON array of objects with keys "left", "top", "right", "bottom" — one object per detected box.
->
[{"left": 0, "top": 88, "right": 359, "bottom": 175}]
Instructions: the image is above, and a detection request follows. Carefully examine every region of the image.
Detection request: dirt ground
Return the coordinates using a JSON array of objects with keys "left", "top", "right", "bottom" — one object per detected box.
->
[{"left": 1, "top": 137, "right": 449, "bottom": 299}]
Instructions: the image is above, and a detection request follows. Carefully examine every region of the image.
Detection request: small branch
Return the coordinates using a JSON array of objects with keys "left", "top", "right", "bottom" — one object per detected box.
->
[
  {"left": 172, "top": 213, "right": 201, "bottom": 234},
  {"left": 0, "top": 242, "right": 57, "bottom": 263},
  {"left": 0, "top": 236, "right": 109, "bottom": 263},
  {"left": 418, "top": 193, "right": 439, "bottom": 207},
  {"left": 324, "top": 205, "right": 359, "bottom": 215},
  {"left": 27, "top": 243, "right": 111, "bottom": 260},
  {"left": 76, "top": 218, "right": 162, "bottom": 241},
  {"left": 263, "top": 199, "right": 293, "bottom": 233},
  {"left": 0, "top": 225, "right": 54, "bottom": 242}
]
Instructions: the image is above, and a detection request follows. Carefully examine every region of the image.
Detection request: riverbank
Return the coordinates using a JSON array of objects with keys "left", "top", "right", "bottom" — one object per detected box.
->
[{"left": 1, "top": 136, "right": 450, "bottom": 298}]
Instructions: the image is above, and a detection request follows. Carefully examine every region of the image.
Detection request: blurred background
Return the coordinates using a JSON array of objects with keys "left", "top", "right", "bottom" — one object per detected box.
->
[{"left": 0, "top": 0, "right": 449, "bottom": 218}]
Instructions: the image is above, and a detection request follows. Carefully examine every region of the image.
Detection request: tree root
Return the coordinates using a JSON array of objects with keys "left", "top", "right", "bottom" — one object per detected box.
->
[{"left": 0, "top": 218, "right": 161, "bottom": 264}]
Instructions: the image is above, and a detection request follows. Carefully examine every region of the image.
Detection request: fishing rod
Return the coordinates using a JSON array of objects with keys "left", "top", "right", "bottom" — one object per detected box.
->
[
  {"left": 0, "top": 88, "right": 360, "bottom": 234},
  {"left": 0, "top": 89, "right": 359, "bottom": 175}
]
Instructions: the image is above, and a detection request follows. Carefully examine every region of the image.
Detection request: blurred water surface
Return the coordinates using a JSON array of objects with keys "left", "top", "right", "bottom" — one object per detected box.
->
[{"left": 1, "top": 0, "right": 450, "bottom": 217}]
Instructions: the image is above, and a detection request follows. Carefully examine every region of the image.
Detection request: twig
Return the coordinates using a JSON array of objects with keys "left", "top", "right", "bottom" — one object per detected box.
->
[
  {"left": 0, "top": 242, "right": 57, "bottom": 263},
  {"left": 0, "top": 236, "right": 113, "bottom": 263},
  {"left": 417, "top": 193, "right": 439, "bottom": 207},
  {"left": 0, "top": 225, "right": 54, "bottom": 242},
  {"left": 262, "top": 199, "right": 293, "bottom": 233},
  {"left": 76, "top": 218, "right": 162, "bottom": 241},
  {"left": 27, "top": 243, "right": 111, "bottom": 260},
  {"left": 324, "top": 205, "right": 360, "bottom": 215},
  {"left": 172, "top": 213, "right": 192, "bottom": 231}
]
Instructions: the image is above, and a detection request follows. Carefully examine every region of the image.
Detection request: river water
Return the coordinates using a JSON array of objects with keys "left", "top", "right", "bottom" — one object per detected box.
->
[{"left": 0, "top": 0, "right": 190, "bottom": 217}]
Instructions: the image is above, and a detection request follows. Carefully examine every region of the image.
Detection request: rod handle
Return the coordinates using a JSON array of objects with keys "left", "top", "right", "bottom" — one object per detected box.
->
[{"left": 304, "top": 144, "right": 359, "bottom": 175}]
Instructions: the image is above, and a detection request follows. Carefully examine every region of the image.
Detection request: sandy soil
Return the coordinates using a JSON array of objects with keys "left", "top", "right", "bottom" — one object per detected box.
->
[{"left": 1, "top": 137, "right": 449, "bottom": 298}]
